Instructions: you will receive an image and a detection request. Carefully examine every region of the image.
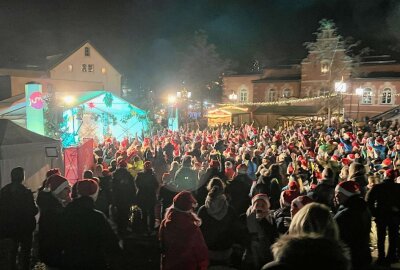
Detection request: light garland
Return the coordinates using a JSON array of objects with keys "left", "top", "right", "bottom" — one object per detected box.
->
[{"left": 218, "top": 94, "right": 337, "bottom": 106}]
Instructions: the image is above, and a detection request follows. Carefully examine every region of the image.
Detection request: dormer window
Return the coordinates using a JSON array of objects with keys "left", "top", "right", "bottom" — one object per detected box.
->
[{"left": 84, "top": 47, "right": 90, "bottom": 56}]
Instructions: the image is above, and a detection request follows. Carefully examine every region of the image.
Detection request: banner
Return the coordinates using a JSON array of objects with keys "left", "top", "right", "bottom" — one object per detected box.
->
[{"left": 25, "top": 83, "right": 45, "bottom": 135}]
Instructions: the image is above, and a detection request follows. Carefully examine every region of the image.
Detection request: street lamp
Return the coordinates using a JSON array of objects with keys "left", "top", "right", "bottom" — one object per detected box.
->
[
  {"left": 355, "top": 87, "right": 363, "bottom": 121},
  {"left": 229, "top": 91, "right": 238, "bottom": 102}
]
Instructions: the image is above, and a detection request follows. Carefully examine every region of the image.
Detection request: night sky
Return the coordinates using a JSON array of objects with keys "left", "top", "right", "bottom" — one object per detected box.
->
[{"left": 1, "top": 0, "right": 399, "bottom": 93}]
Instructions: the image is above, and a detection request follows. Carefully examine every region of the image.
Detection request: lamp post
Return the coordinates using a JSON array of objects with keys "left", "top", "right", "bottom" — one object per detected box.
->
[{"left": 355, "top": 87, "right": 363, "bottom": 121}]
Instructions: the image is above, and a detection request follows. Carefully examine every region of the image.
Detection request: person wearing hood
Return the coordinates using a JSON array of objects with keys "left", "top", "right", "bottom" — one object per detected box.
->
[
  {"left": 334, "top": 181, "right": 372, "bottom": 270},
  {"left": 348, "top": 162, "right": 368, "bottom": 197},
  {"left": 243, "top": 193, "right": 278, "bottom": 270},
  {"left": 62, "top": 179, "right": 122, "bottom": 270},
  {"left": 197, "top": 177, "right": 239, "bottom": 266},
  {"left": 36, "top": 174, "right": 71, "bottom": 268},
  {"left": 174, "top": 155, "right": 199, "bottom": 192},
  {"left": 159, "top": 191, "right": 209, "bottom": 270},
  {"left": 197, "top": 160, "right": 226, "bottom": 206}
]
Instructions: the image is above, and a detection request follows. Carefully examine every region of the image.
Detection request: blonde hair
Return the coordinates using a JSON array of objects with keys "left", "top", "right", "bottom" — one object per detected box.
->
[{"left": 289, "top": 203, "right": 339, "bottom": 240}]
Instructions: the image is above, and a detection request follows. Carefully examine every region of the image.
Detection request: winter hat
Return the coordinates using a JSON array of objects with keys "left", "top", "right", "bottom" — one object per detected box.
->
[
  {"left": 45, "top": 175, "right": 70, "bottom": 196},
  {"left": 385, "top": 169, "right": 396, "bottom": 180},
  {"left": 46, "top": 168, "right": 61, "bottom": 179},
  {"left": 381, "top": 158, "right": 392, "bottom": 168},
  {"left": 75, "top": 179, "right": 99, "bottom": 200},
  {"left": 376, "top": 137, "right": 384, "bottom": 145},
  {"left": 347, "top": 154, "right": 355, "bottom": 161},
  {"left": 335, "top": 181, "right": 360, "bottom": 197},
  {"left": 341, "top": 158, "right": 351, "bottom": 167},
  {"left": 288, "top": 180, "right": 299, "bottom": 191},
  {"left": 237, "top": 164, "right": 248, "bottom": 174},
  {"left": 144, "top": 161, "right": 152, "bottom": 170},
  {"left": 173, "top": 191, "right": 197, "bottom": 211},
  {"left": 291, "top": 195, "right": 314, "bottom": 210},
  {"left": 251, "top": 193, "right": 270, "bottom": 206},
  {"left": 280, "top": 189, "right": 299, "bottom": 207}
]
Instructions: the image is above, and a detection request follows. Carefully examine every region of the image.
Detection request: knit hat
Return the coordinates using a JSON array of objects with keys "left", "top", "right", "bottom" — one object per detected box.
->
[
  {"left": 280, "top": 189, "right": 299, "bottom": 207},
  {"left": 173, "top": 191, "right": 197, "bottom": 211},
  {"left": 75, "top": 179, "right": 99, "bottom": 200},
  {"left": 45, "top": 175, "right": 70, "bottom": 196},
  {"left": 341, "top": 158, "right": 351, "bottom": 166},
  {"left": 385, "top": 169, "right": 396, "bottom": 180},
  {"left": 381, "top": 158, "right": 392, "bottom": 168},
  {"left": 46, "top": 168, "right": 61, "bottom": 179},
  {"left": 291, "top": 195, "right": 314, "bottom": 211},
  {"left": 251, "top": 193, "right": 270, "bottom": 206},
  {"left": 144, "top": 161, "right": 152, "bottom": 170},
  {"left": 335, "top": 181, "right": 360, "bottom": 197},
  {"left": 237, "top": 164, "right": 248, "bottom": 174}
]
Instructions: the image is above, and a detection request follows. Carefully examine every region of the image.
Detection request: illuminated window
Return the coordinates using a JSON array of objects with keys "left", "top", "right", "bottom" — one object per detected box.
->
[
  {"left": 81, "top": 64, "right": 87, "bottom": 72},
  {"left": 101, "top": 67, "right": 106, "bottom": 74},
  {"left": 283, "top": 88, "right": 291, "bottom": 98},
  {"left": 68, "top": 64, "right": 73, "bottom": 72},
  {"left": 84, "top": 47, "right": 90, "bottom": 56},
  {"left": 268, "top": 89, "right": 276, "bottom": 101},
  {"left": 88, "top": 64, "right": 94, "bottom": 72},
  {"left": 362, "top": 88, "right": 372, "bottom": 104},
  {"left": 381, "top": 88, "right": 392, "bottom": 104},
  {"left": 239, "top": 89, "right": 248, "bottom": 102}
]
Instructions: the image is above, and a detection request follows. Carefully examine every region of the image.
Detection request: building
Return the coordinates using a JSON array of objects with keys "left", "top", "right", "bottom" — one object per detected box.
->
[
  {"left": 222, "top": 21, "right": 400, "bottom": 126},
  {"left": 0, "top": 41, "right": 121, "bottom": 100}
]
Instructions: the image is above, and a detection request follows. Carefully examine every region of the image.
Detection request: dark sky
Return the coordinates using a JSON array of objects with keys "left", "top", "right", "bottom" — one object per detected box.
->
[{"left": 1, "top": 0, "right": 400, "bottom": 92}]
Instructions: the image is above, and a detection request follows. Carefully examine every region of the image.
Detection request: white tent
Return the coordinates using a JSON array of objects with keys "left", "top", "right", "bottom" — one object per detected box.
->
[{"left": 0, "top": 119, "right": 63, "bottom": 191}]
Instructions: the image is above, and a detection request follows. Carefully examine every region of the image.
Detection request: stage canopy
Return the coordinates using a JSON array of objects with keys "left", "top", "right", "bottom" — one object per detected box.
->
[{"left": 58, "top": 91, "right": 150, "bottom": 147}]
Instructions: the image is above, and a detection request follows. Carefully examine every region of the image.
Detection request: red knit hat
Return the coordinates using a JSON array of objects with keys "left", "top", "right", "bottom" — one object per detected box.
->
[
  {"left": 376, "top": 137, "right": 384, "bottom": 145},
  {"left": 280, "top": 190, "right": 299, "bottom": 206},
  {"left": 76, "top": 179, "right": 99, "bottom": 200},
  {"left": 45, "top": 175, "right": 70, "bottom": 195},
  {"left": 341, "top": 158, "right": 351, "bottom": 166},
  {"left": 336, "top": 181, "right": 360, "bottom": 197},
  {"left": 291, "top": 195, "right": 314, "bottom": 210},
  {"left": 173, "top": 191, "right": 197, "bottom": 211},
  {"left": 382, "top": 158, "right": 392, "bottom": 168},
  {"left": 144, "top": 161, "right": 152, "bottom": 170},
  {"left": 385, "top": 169, "right": 396, "bottom": 180}
]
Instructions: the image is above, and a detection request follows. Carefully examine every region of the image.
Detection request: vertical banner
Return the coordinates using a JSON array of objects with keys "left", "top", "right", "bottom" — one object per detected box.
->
[{"left": 25, "top": 83, "right": 45, "bottom": 135}]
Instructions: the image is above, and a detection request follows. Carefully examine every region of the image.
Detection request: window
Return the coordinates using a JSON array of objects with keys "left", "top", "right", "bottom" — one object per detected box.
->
[
  {"left": 68, "top": 64, "right": 73, "bottom": 72},
  {"left": 283, "top": 88, "right": 291, "bottom": 98},
  {"left": 362, "top": 88, "right": 372, "bottom": 104},
  {"left": 381, "top": 88, "right": 392, "bottom": 104},
  {"left": 84, "top": 47, "right": 90, "bottom": 56},
  {"left": 88, "top": 64, "right": 94, "bottom": 72},
  {"left": 268, "top": 89, "right": 276, "bottom": 101},
  {"left": 239, "top": 89, "right": 248, "bottom": 102},
  {"left": 81, "top": 64, "right": 87, "bottom": 72},
  {"left": 319, "top": 88, "right": 329, "bottom": 96},
  {"left": 101, "top": 67, "right": 106, "bottom": 74}
]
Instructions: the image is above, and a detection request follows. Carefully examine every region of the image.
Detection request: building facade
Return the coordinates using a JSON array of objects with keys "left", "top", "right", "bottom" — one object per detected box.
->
[
  {"left": 0, "top": 41, "right": 121, "bottom": 99},
  {"left": 222, "top": 22, "right": 400, "bottom": 126}
]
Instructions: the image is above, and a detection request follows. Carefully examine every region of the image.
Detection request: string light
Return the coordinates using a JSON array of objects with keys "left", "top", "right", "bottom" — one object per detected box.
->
[{"left": 218, "top": 94, "right": 336, "bottom": 106}]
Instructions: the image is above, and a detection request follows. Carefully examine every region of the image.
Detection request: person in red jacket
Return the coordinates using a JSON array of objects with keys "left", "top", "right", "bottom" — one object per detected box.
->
[{"left": 159, "top": 191, "right": 209, "bottom": 270}]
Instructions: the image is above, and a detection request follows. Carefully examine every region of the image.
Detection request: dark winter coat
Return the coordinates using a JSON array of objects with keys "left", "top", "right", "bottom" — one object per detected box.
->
[
  {"left": 334, "top": 195, "right": 372, "bottom": 270},
  {"left": 198, "top": 204, "right": 239, "bottom": 251},
  {"left": 366, "top": 178, "right": 400, "bottom": 221},
  {"left": 174, "top": 166, "right": 198, "bottom": 191},
  {"left": 36, "top": 191, "right": 65, "bottom": 267},
  {"left": 135, "top": 170, "right": 159, "bottom": 208},
  {"left": 112, "top": 167, "right": 136, "bottom": 206},
  {"left": 226, "top": 175, "right": 251, "bottom": 215},
  {"left": 0, "top": 182, "right": 38, "bottom": 239},
  {"left": 95, "top": 175, "right": 112, "bottom": 216},
  {"left": 62, "top": 196, "right": 121, "bottom": 270},
  {"left": 196, "top": 168, "right": 227, "bottom": 206}
]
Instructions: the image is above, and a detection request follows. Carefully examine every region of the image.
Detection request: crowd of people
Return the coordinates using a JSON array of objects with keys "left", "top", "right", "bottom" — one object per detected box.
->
[{"left": 1, "top": 118, "right": 400, "bottom": 270}]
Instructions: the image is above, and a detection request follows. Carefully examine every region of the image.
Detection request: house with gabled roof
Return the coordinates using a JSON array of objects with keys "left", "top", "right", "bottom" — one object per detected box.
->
[{"left": 0, "top": 41, "right": 121, "bottom": 100}]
